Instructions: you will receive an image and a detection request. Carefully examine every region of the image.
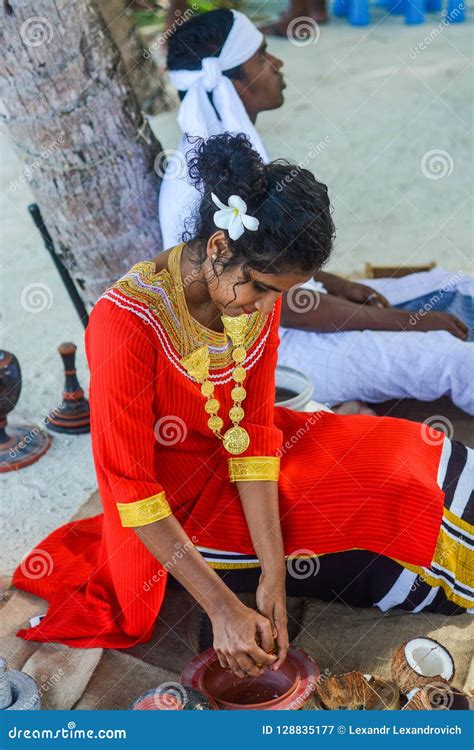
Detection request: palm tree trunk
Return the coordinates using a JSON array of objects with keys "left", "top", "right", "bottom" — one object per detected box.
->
[
  {"left": 99, "top": 0, "right": 173, "bottom": 115},
  {"left": 0, "top": 0, "right": 164, "bottom": 306}
]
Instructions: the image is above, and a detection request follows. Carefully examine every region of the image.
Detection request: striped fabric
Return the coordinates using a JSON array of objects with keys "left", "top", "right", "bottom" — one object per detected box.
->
[{"left": 198, "top": 440, "right": 473, "bottom": 613}]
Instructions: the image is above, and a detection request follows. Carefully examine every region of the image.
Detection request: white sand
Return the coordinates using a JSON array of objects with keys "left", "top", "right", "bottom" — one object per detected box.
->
[{"left": 0, "top": 15, "right": 471, "bottom": 575}]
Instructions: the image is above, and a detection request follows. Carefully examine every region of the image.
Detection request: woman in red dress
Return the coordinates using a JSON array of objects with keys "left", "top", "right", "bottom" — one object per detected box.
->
[{"left": 14, "top": 134, "right": 473, "bottom": 679}]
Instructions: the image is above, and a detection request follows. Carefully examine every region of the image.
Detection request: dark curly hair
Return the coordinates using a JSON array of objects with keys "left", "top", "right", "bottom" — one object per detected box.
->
[{"left": 185, "top": 133, "right": 335, "bottom": 283}]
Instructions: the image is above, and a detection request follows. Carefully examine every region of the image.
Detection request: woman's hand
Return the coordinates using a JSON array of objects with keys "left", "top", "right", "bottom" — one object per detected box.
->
[
  {"left": 210, "top": 599, "right": 278, "bottom": 679},
  {"left": 256, "top": 572, "right": 289, "bottom": 671}
]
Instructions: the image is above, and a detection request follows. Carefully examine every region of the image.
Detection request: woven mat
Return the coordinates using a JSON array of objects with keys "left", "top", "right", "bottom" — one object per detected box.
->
[{"left": 294, "top": 599, "right": 474, "bottom": 693}]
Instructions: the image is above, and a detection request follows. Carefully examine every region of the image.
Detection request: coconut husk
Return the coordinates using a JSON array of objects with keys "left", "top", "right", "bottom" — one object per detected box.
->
[
  {"left": 402, "top": 687, "right": 433, "bottom": 711},
  {"left": 365, "top": 676, "right": 400, "bottom": 710},
  {"left": 391, "top": 638, "right": 454, "bottom": 694},
  {"left": 316, "top": 671, "right": 399, "bottom": 710}
]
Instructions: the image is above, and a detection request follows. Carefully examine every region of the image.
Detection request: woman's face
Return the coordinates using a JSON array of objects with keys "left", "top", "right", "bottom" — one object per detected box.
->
[{"left": 204, "top": 234, "right": 313, "bottom": 317}]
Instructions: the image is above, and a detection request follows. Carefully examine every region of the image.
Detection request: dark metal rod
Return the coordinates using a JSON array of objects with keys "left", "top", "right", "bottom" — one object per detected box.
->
[{"left": 28, "top": 204, "right": 89, "bottom": 329}]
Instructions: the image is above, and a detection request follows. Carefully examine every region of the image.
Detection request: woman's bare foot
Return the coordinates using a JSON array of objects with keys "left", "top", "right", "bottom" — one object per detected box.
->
[{"left": 332, "top": 401, "right": 377, "bottom": 416}]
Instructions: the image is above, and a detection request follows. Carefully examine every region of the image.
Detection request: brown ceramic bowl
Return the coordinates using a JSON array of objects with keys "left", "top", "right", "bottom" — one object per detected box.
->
[{"left": 181, "top": 648, "right": 318, "bottom": 710}]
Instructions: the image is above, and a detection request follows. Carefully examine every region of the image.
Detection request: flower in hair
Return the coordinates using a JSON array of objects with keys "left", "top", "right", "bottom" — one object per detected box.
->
[{"left": 211, "top": 193, "right": 259, "bottom": 241}]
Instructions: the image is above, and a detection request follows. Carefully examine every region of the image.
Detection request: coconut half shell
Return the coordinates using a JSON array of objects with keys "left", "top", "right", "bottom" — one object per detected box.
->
[
  {"left": 392, "top": 638, "right": 454, "bottom": 694},
  {"left": 316, "top": 672, "right": 399, "bottom": 710}
]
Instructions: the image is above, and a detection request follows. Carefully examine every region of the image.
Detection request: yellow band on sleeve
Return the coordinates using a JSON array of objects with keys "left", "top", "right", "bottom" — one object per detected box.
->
[
  {"left": 117, "top": 491, "right": 172, "bottom": 527},
  {"left": 228, "top": 456, "right": 280, "bottom": 482}
]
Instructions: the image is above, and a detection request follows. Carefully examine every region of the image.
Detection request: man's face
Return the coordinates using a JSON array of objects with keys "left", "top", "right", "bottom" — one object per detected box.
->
[{"left": 232, "top": 40, "right": 285, "bottom": 121}]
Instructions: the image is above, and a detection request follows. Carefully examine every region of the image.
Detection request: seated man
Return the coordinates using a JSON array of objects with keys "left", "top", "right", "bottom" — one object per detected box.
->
[{"left": 159, "top": 8, "right": 473, "bottom": 415}]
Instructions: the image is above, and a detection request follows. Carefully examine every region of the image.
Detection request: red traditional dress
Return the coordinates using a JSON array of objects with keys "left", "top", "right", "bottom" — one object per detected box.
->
[{"left": 14, "top": 245, "right": 473, "bottom": 648}]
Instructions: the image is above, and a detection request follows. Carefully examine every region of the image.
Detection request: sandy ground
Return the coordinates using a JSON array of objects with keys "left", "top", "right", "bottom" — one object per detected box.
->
[{"left": 1, "top": 13, "right": 472, "bottom": 576}]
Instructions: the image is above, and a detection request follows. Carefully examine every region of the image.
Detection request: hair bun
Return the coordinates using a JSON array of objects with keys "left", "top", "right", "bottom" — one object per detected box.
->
[{"left": 187, "top": 133, "right": 267, "bottom": 203}]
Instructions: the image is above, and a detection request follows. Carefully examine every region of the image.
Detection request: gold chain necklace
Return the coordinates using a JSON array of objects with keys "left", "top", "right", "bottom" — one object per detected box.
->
[{"left": 168, "top": 244, "right": 251, "bottom": 456}]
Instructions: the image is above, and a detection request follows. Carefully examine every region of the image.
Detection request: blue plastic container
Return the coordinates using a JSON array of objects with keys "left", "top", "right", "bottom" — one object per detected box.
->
[
  {"left": 333, "top": 0, "right": 350, "bottom": 15},
  {"left": 349, "top": 0, "right": 370, "bottom": 24},
  {"left": 446, "top": 0, "right": 466, "bottom": 21},
  {"left": 405, "top": 0, "right": 425, "bottom": 23}
]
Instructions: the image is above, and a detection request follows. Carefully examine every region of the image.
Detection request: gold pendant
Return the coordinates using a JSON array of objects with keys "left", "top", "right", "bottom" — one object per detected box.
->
[
  {"left": 232, "top": 366, "right": 246, "bottom": 383},
  {"left": 223, "top": 425, "right": 250, "bottom": 455},
  {"left": 181, "top": 346, "right": 210, "bottom": 382},
  {"left": 232, "top": 346, "right": 246, "bottom": 364},
  {"left": 221, "top": 313, "right": 248, "bottom": 346}
]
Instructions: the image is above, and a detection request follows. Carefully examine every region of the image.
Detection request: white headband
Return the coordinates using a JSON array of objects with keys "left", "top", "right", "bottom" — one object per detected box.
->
[{"left": 168, "top": 10, "right": 269, "bottom": 163}]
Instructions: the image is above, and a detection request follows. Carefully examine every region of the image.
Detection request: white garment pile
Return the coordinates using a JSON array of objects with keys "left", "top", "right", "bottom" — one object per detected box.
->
[{"left": 158, "top": 13, "right": 474, "bottom": 414}]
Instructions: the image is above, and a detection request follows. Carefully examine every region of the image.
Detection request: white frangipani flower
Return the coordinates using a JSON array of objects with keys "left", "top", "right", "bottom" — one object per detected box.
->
[{"left": 211, "top": 193, "right": 259, "bottom": 241}]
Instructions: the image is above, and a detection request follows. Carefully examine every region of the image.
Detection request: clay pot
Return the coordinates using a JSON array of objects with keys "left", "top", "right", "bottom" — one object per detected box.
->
[{"left": 181, "top": 648, "right": 318, "bottom": 710}]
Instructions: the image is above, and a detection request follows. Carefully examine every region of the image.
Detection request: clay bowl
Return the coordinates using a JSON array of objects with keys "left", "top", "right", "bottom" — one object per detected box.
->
[{"left": 181, "top": 648, "right": 318, "bottom": 710}]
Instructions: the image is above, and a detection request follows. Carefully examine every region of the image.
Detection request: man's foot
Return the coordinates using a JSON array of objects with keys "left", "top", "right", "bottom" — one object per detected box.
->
[
  {"left": 332, "top": 400, "right": 377, "bottom": 416},
  {"left": 260, "top": 17, "right": 296, "bottom": 37},
  {"left": 307, "top": 0, "right": 329, "bottom": 23}
]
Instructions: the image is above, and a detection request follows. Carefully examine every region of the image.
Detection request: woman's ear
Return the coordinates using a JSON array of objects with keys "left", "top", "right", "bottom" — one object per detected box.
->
[{"left": 206, "top": 231, "right": 231, "bottom": 261}]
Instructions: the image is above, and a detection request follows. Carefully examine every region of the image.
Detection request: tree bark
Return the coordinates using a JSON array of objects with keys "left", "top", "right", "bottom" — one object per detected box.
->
[
  {"left": 99, "top": 0, "right": 172, "bottom": 116},
  {"left": 0, "top": 0, "right": 164, "bottom": 306}
]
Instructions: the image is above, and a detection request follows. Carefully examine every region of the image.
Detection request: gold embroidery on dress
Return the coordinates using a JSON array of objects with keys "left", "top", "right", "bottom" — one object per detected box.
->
[
  {"left": 112, "top": 244, "right": 269, "bottom": 370},
  {"left": 228, "top": 456, "right": 280, "bottom": 482},
  {"left": 117, "top": 492, "right": 172, "bottom": 527}
]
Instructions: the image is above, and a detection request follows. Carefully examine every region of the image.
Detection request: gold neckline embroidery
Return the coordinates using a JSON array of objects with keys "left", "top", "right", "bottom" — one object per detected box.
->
[{"left": 112, "top": 246, "right": 270, "bottom": 370}]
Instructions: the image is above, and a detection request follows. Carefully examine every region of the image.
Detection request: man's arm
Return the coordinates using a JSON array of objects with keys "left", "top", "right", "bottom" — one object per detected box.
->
[
  {"left": 281, "top": 289, "right": 392, "bottom": 332},
  {"left": 314, "top": 271, "right": 389, "bottom": 306},
  {"left": 281, "top": 289, "right": 468, "bottom": 339}
]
